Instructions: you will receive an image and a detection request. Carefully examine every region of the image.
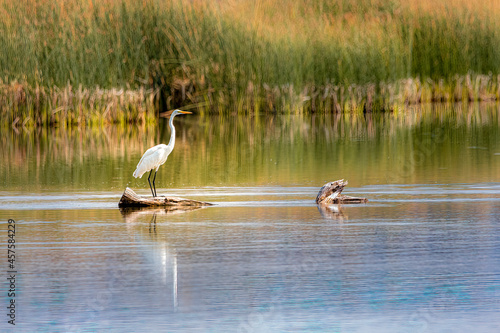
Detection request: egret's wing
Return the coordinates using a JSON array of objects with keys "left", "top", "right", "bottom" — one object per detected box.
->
[{"left": 133, "top": 145, "right": 163, "bottom": 178}]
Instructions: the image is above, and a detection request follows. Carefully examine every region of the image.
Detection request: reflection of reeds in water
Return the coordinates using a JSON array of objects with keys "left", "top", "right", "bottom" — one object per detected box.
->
[
  {"left": 191, "top": 103, "right": 500, "bottom": 144},
  {"left": 0, "top": 124, "right": 158, "bottom": 190},
  {"left": 1, "top": 0, "right": 500, "bottom": 121},
  {"left": 1, "top": 103, "right": 499, "bottom": 190},
  {"left": 178, "top": 103, "right": 500, "bottom": 186}
]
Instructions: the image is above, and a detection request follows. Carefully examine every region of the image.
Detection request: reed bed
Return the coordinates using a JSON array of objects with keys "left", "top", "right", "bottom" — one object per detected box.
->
[
  {"left": 0, "top": 80, "right": 158, "bottom": 126},
  {"left": 1, "top": 0, "right": 500, "bottom": 125}
]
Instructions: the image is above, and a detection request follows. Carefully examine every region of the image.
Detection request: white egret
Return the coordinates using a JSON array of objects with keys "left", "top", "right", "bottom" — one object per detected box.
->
[{"left": 133, "top": 109, "right": 192, "bottom": 197}]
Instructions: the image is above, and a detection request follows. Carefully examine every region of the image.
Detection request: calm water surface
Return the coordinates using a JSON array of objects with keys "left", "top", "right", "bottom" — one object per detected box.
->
[{"left": 1, "top": 104, "right": 500, "bottom": 332}]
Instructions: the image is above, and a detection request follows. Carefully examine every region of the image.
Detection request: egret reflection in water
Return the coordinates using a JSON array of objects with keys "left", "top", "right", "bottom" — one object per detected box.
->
[{"left": 121, "top": 208, "right": 181, "bottom": 310}]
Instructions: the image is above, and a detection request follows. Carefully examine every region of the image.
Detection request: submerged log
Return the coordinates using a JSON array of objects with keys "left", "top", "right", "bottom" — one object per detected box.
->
[
  {"left": 118, "top": 187, "right": 214, "bottom": 208},
  {"left": 316, "top": 179, "right": 368, "bottom": 204},
  {"left": 119, "top": 206, "right": 205, "bottom": 223}
]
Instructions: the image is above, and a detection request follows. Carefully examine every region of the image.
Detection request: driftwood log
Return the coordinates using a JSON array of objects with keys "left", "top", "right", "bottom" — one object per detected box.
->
[
  {"left": 118, "top": 187, "right": 213, "bottom": 208},
  {"left": 316, "top": 180, "right": 367, "bottom": 204}
]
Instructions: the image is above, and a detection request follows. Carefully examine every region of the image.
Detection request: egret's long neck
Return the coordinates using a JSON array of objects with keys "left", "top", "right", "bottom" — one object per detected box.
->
[{"left": 167, "top": 114, "right": 176, "bottom": 148}]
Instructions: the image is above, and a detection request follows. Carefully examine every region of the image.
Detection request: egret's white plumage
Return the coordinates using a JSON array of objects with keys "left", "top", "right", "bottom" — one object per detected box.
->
[
  {"left": 133, "top": 109, "right": 192, "bottom": 197},
  {"left": 133, "top": 144, "right": 172, "bottom": 178}
]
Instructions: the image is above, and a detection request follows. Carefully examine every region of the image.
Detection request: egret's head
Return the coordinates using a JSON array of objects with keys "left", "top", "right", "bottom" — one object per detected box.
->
[{"left": 172, "top": 109, "right": 192, "bottom": 116}]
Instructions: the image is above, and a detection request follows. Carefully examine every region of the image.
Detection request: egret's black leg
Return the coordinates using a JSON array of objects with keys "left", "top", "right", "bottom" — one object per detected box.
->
[
  {"left": 149, "top": 213, "right": 157, "bottom": 233},
  {"left": 152, "top": 170, "right": 157, "bottom": 197},
  {"left": 148, "top": 170, "right": 155, "bottom": 197}
]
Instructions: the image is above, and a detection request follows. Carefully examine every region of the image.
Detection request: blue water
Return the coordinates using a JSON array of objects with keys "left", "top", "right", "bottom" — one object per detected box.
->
[{"left": 1, "top": 184, "right": 500, "bottom": 332}]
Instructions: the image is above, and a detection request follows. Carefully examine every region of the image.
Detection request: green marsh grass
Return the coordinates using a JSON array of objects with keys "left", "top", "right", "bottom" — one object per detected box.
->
[
  {"left": 0, "top": 80, "right": 158, "bottom": 127},
  {"left": 1, "top": 0, "right": 500, "bottom": 125}
]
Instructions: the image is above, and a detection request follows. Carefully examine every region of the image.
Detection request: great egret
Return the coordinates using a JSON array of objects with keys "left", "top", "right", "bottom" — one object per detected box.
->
[{"left": 133, "top": 109, "right": 192, "bottom": 197}]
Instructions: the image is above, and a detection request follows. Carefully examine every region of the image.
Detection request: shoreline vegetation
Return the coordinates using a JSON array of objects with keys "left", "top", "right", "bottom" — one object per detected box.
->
[{"left": 1, "top": 0, "right": 500, "bottom": 126}]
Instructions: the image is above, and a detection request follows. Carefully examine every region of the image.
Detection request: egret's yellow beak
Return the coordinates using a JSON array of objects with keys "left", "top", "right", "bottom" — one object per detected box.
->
[{"left": 179, "top": 110, "right": 192, "bottom": 114}]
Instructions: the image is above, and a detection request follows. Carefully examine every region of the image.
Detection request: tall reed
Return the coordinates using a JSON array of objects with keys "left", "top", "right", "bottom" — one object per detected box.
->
[{"left": 0, "top": 0, "right": 499, "bottom": 123}]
